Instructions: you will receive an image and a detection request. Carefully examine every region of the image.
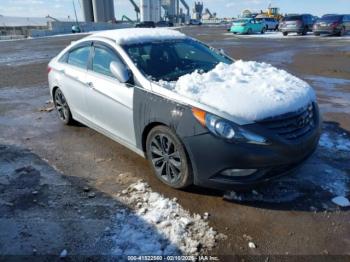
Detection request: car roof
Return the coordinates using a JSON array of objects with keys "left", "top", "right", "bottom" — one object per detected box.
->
[{"left": 86, "top": 28, "right": 187, "bottom": 45}]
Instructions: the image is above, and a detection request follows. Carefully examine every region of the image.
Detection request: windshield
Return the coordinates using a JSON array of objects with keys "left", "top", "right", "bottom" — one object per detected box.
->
[
  {"left": 283, "top": 16, "right": 302, "bottom": 21},
  {"left": 319, "top": 15, "right": 342, "bottom": 22},
  {"left": 123, "top": 39, "right": 232, "bottom": 82}
]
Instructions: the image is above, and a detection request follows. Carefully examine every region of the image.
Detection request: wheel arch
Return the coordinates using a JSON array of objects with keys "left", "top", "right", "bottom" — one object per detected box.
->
[
  {"left": 141, "top": 121, "right": 167, "bottom": 154},
  {"left": 51, "top": 86, "right": 59, "bottom": 98}
]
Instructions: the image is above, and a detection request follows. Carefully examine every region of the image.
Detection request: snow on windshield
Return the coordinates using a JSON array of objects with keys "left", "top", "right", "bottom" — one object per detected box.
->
[{"left": 159, "top": 61, "right": 316, "bottom": 121}]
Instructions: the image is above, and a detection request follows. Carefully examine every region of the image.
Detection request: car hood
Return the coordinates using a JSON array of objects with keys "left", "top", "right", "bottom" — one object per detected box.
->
[{"left": 153, "top": 61, "right": 316, "bottom": 124}]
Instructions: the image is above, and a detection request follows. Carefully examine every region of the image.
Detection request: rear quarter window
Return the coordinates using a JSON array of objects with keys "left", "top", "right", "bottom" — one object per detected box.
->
[{"left": 67, "top": 46, "right": 91, "bottom": 69}]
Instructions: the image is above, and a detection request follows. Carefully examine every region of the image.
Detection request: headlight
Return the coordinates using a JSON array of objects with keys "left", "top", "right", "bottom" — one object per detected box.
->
[{"left": 192, "top": 108, "right": 268, "bottom": 145}]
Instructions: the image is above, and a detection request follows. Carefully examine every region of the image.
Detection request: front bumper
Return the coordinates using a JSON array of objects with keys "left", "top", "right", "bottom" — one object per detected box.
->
[{"left": 182, "top": 106, "right": 321, "bottom": 190}]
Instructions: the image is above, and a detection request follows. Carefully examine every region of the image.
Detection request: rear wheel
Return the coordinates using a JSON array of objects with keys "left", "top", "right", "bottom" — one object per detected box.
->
[
  {"left": 146, "top": 126, "right": 193, "bottom": 189},
  {"left": 283, "top": 32, "right": 288, "bottom": 36},
  {"left": 314, "top": 32, "right": 320, "bottom": 36},
  {"left": 247, "top": 28, "right": 253, "bottom": 35},
  {"left": 53, "top": 88, "right": 73, "bottom": 125},
  {"left": 261, "top": 27, "right": 266, "bottom": 34},
  {"left": 339, "top": 27, "right": 345, "bottom": 36}
]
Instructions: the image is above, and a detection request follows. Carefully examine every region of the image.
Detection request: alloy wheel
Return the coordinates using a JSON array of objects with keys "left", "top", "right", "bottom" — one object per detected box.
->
[
  {"left": 150, "top": 134, "right": 182, "bottom": 184},
  {"left": 54, "top": 89, "right": 69, "bottom": 122}
]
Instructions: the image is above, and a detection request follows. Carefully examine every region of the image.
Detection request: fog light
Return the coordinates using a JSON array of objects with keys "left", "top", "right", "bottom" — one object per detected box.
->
[{"left": 221, "top": 169, "right": 257, "bottom": 177}]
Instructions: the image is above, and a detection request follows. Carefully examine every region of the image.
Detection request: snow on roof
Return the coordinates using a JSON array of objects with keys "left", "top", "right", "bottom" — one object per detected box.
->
[
  {"left": 160, "top": 61, "right": 316, "bottom": 121},
  {"left": 91, "top": 28, "right": 187, "bottom": 45}
]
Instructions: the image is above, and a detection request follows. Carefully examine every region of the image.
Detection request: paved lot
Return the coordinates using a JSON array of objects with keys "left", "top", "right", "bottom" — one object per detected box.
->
[{"left": 0, "top": 26, "right": 350, "bottom": 259}]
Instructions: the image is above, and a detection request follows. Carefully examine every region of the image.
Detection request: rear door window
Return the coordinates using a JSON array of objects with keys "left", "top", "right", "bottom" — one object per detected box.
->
[{"left": 67, "top": 46, "right": 91, "bottom": 69}]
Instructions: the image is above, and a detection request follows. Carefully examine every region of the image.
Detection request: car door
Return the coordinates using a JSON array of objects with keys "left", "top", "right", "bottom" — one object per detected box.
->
[
  {"left": 250, "top": 19, "right": 258, "bottom": 32},
  {"left": 84, "top": 42, "right": 136, "bottom": 147},
  {"left": 59, "top": 42, "right": 91, "bottom": 121}
]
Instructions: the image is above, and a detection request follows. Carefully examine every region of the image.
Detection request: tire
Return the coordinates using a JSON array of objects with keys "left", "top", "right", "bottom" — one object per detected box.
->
[
  {"left": 146, "top": 126, "right": 193, "bottom": 189},
  {"left": 261, "top": 27, "right": 266, "bottom": 34},
  {"left": 314, "top": 32, "right": 320, "bottom": 36},
  {"left": 339, "top": 27, "right": 345, "bottom": 36},
  {"left": 302, "top": 27, "right": 308, "bottom": 35},
  {"left": 283, "top": 32, "right": 288, "bottom": 36},
  {"left": 53, "top": 88, "right": 74, "bottom": 125},
  {"left": 275, "top": 25, "right": 279, "bottom": 31},
  {"left": 247, "top": 28, "right": 252, "bottom": 35}
]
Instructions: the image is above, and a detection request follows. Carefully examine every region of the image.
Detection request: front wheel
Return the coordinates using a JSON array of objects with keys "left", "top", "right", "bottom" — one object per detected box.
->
[
  {"left": 339, "top": 27, "right": 345, "bottom": 36},
  {"left": 247, "top": 28, "right": 253, "bottom": 35},
  {"left": 261, "top": 27, "right": 266, "bottom": 34},
  {"left": 146, "top": 126, "right": 193, "bottom": 189},
  {"left": 53, "top": 88, "right": 74, "bottom": 125},
  {"left": 283, "top": 32, "right": 288, "bottom": 36}
]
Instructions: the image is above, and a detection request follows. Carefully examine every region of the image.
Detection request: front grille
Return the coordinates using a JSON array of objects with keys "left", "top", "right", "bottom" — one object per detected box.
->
[{"left": 258, "top": 103, "right": 315, "bottom": 140}]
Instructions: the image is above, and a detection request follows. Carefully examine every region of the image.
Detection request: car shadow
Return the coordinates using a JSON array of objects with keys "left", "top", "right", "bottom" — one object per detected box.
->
[{"left": 0, "top": 144, "right": 182, "bottom": 259}]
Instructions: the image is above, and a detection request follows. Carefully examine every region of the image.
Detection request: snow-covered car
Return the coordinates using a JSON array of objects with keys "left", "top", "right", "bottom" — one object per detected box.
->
[{"left": 48, "top": 28, "right": 321, "bottom": 190}]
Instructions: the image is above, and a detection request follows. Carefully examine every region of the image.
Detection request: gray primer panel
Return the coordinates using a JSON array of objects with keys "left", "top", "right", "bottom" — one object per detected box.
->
[{"left": 133, "top": 87, "right": 208, "bottom": 152}]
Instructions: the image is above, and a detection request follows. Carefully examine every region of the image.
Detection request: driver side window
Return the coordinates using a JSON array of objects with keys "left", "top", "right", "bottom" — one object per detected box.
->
[{"left": 92, "top": 45, "right": 124, "bottom": 78}]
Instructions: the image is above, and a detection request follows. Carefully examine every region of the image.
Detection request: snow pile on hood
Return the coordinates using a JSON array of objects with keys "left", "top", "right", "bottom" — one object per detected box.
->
[
  {"left": 161, "top": 61, "right": 316, "bottom": 121},
  {"left": 93, "top": 28, "right": 187, "bottom": 45},
  {"left": 113, "top": 181, "right": 223, "bottom": 255}
]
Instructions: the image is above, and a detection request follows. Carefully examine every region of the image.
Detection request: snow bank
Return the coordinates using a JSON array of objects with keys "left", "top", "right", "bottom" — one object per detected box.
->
[
  {"left": 160, "top": 61, "right": 315, "bottom": 121},
  {"left": 112, "top": 181, "right": 223, "bottom": 255},
  {"left": 93, "top": 28, "right": 187, "bottom": 45}
]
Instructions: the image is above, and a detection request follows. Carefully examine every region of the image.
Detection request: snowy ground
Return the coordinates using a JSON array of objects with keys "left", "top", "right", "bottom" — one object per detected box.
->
[{"left": 112, "top": 181, "right": 223, "bottom": 256}]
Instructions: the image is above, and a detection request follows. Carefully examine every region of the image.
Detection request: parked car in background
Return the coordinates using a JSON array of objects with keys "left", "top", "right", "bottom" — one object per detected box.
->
[
  {"left": 256, "top": 17, "right": 279, "bottom": 31},
  {"left": 279, "top": 14, "right": 315, "bottom": 36},
  {"left": 313, "top": 15, "right": 350, "bottom": 36},
  {"left": 135, "top": 21, "right": 156, "bottom": 28},
  {"left": 230, "top": 18, "right": 266, "bottom": 34},
  {"left": 186, "top": 19, "right": 202, "bottom": 26},
  {"left": 156, "top": 21, "right": 174, "bottom": 27}
]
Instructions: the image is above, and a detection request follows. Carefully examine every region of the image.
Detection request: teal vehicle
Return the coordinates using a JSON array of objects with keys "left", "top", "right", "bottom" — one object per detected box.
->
[{"left": 230, "top": 18, "right": 266, "bottom": 34}]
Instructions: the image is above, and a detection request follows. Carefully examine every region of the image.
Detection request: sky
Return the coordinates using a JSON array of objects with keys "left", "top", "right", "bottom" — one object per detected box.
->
[{"left": 0, "top": 0, "right": 349, "bottom": 20}]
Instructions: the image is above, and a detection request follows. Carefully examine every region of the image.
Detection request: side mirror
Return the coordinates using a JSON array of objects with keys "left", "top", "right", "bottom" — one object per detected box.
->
[{"left": 110, "top": 61, "right": 130, "bottom": 83}]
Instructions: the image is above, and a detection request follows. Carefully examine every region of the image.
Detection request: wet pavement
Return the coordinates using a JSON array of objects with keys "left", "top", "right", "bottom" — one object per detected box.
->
[{"left": 0, "top": 26, "right": 350, "bottom": 258}]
